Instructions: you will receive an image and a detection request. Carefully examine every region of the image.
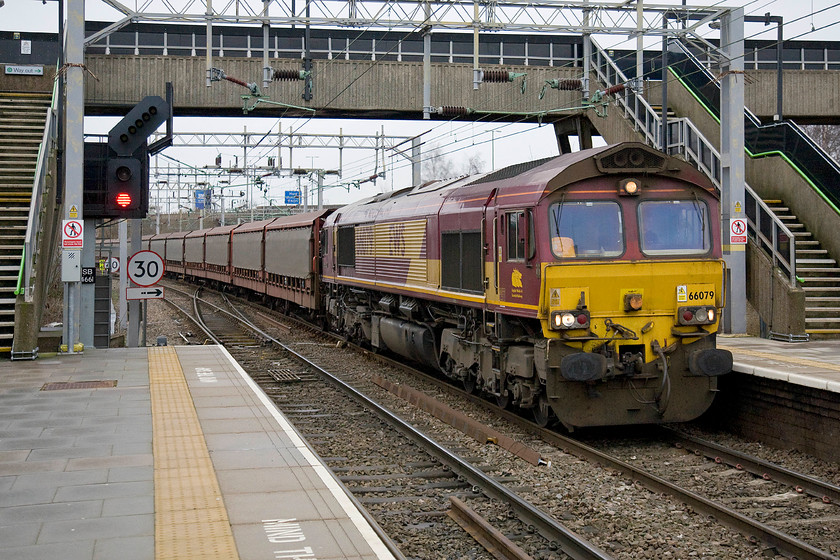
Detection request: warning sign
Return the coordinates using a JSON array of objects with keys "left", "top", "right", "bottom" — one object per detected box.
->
[
  {"left": 730, "top": 219, "right": 747, "bottom": 245},
  {"left": 677, "top": 285, "right": 688, "bottom": 303},
  {"left": 62, "top": 220, "right": 83, "bottom": 249}
]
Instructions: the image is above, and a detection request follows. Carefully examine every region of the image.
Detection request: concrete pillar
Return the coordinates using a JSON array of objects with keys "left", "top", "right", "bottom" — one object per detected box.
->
[{"left": 720, "top": 8, "right": 747, "bottom": 334}]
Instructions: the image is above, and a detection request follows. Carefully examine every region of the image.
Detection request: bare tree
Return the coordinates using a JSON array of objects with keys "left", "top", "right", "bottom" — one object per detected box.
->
[
  {"left": 422, "top": 146, "right": 486, "bottom": 182},
  {"left": 800, "top": 125, "right": 840, "bottom": 162}
]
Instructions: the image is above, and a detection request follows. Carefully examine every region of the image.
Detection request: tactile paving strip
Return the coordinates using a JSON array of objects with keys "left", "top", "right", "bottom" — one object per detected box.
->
[{"left": 148, "top": 347, "right": 240, "bottom": 560}]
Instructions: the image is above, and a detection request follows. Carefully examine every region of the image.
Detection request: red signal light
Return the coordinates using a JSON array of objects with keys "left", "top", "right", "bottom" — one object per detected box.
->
[{"left": 115, "top": 192, "right": 133, "bottom": 208}]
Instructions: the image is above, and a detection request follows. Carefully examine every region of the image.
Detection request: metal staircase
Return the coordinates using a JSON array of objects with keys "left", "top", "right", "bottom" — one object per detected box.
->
[
  {"left": 764, "top": 200, "right": 840, "bottom": 337},
  {"left": 0, "top": 92, "right": 52, "bottom": 350}
]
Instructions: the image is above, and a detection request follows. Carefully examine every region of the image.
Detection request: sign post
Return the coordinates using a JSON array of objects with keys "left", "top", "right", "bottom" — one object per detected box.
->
[{"left": 126, "top": 250, "right": 166, "bottom": 347}]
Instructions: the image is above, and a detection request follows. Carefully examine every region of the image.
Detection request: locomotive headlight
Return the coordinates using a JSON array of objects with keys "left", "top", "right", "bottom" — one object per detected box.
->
[
  {"left": 561, "top": 313, "right": 576, "bottom": 327},
  {"left": 619, "top": 178, "right": 641, "bottom": 196},
  {"left": 678, "top": 306, "right": 717, "bottom": 325},
  {"left": 550, "top": 310, "right": 590, "bottom": 330}
]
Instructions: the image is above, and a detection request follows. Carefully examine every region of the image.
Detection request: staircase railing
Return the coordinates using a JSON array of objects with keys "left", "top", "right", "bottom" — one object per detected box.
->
[
  {"left": 16, "top": 79, "right": 58, "bottom": 302},
  {"left": 590, "top": 39, "right": 797, "bottom": 287}
]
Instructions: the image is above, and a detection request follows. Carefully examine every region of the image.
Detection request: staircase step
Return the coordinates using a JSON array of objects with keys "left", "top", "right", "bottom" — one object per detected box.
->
[
  {"left": 798, "top": 268, "right": 840, "bottom": 273},
  {"left": 803, "top": 286, "right": 840, "bottom": 292},
  {"left": 796, "top": 259, "right": 838, "bottom": 265},
  {"left": 806, "top": 317, "right": 840, "bottom": 324},
  {"left": 0, "top": 168, "right": 37, "bottom": 175},
  {"left": 791, "top": 231, "right": 814, "bottom": 238},
  {"left": 784, "top": 223, "right": 806, "bottom": 230},
  {"left": 796, "top": 249, "right": 829, "bottom": 256},
  {"left": 799, "top": 277, "right": 840, "bottom": 284}
]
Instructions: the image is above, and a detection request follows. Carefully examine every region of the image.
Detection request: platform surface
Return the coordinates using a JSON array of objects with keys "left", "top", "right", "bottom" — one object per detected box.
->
[
  {"left": 0, "top": 345, "right": 398, "bottom": 560},
  {"left": 718, "top": 335, "right": 840, "bottom": 393}
]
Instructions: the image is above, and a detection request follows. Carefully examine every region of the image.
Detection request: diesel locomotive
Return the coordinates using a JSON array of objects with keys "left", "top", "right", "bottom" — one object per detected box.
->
[{"left": 152, "top": 142, "right": 732, "bottom": 429}]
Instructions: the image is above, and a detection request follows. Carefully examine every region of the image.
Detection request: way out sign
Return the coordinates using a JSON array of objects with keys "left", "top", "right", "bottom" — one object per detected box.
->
[
  {"left": 730, "top": 219, "right": 747, "bottom": 245},
  {"left": 127, "top": 250, "right": 165, "bottom": 287}
]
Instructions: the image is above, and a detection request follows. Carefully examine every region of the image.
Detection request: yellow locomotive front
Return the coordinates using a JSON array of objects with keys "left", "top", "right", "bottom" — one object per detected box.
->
[{"left": 535, "top": 148, "right": 732, "bottom": 428}]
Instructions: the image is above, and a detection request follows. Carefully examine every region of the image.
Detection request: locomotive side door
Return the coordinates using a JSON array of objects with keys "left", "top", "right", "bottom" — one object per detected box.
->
[
  {"left": 497, "top": 209, "right": 536, "bottom": 306},
  {"left": 484, "top": 204, "right": 499, "bottom": 303}
]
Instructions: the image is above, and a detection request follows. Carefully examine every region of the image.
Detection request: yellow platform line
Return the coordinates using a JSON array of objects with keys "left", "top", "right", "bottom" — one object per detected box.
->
[{"left": 148, "top": 347, "right": 240, "bottom": 560}]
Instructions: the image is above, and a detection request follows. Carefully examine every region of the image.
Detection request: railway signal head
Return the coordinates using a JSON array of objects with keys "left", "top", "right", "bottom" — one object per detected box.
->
[{"left": 106, "top": 156, "right": 147, "bottom": 217}]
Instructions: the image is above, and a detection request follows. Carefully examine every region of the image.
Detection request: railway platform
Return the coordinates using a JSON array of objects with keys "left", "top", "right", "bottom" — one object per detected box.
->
[
  {"left": 0, "top": 345, "right": 399, "bottom": 560},
  {"left": 717, "top": 335, "right": 840, "bottom": 392}
]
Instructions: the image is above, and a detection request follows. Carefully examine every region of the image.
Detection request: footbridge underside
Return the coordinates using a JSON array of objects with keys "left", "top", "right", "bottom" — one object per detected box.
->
[{"left": 4, "top": 53, "right": 838, "bottom": 124}]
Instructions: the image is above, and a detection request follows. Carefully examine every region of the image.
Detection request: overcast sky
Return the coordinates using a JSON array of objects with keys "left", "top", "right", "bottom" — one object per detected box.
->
[{"left": 2, "top": 0, "right": 837, "bottom": 207}]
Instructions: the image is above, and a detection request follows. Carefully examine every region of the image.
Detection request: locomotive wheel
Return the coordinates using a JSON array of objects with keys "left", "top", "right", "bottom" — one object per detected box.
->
[
  {"left": 496, "top": 391, "right": 511, "bottom": 409},
  {"left": 533, "top": 395, "right": 552, "bottom": 427}
]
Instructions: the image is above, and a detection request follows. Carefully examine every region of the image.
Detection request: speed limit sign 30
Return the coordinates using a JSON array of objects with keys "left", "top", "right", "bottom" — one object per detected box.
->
[{"left": 127, "top": 250, "right": 165, "bottom": 287}]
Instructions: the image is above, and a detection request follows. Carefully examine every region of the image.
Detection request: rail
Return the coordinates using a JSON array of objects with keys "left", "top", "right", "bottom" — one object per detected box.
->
[
  {"left": 16, "top": 77, "right": 59, "bottom": 301},
  {"left": 590, "top": 39, "right": 797, "bottom": 287}
]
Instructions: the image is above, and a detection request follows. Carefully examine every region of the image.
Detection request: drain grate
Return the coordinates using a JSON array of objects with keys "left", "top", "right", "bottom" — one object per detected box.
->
[
  {"left": 268, "top": 368, "right": 302, "bottom": 383},
  {"left": 41, "top": 380, "right": 118, "bottom": 391}
]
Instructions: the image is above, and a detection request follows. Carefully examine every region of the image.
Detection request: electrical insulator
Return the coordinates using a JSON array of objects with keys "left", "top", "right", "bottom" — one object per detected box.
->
[
  {"left": 272, "top": 69, "right": 305, "bottom": 81},
  {"left": 555, "top": 79, "right": 583, "bottom": 91},
  {"left": 436, "top": 106, "right": 471, "bottom": 117},
  {"left": 482, "top": 69, "right": 513, "bottom": 83},
  {"left": 603, "top": 84, "right": 627, "bottom": 96}
]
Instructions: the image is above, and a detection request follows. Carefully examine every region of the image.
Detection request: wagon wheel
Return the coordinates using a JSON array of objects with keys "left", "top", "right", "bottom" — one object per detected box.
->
[{"left": 532, "top": 394, "right": 552, "bottom": 428}]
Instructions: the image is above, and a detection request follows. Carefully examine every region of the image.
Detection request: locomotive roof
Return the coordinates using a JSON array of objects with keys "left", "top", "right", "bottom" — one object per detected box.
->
[{"left": 328, "top": 143, "right": 716, "bottom": 226}]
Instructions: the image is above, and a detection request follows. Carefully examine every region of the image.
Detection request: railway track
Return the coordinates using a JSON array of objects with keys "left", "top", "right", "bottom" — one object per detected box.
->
[
  {"left": 160, "top": 280, "right": 840, "bottom": 559},
  {"left": 173, "top": 284, "right": 615, "bottom": 560}
]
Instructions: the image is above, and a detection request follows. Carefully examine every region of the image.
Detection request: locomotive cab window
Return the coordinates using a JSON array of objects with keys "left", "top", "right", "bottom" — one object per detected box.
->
[
  {"left": 639, "top": 200, "right": 710, "bottom": 255},
  {"left": 506, "top": 211, "right": 535, "bottom": 261},
  {"left": 549, "top": 201, "right": 623, "bottom": 259}
]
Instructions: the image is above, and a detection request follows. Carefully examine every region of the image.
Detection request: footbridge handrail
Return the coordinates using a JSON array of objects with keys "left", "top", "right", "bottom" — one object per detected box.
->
[
  {"left": 16, "top": 77, "right": 59, "bottom": 301},
  {"left": 589, "top": 39, "right": 797, "bottom": 288}
]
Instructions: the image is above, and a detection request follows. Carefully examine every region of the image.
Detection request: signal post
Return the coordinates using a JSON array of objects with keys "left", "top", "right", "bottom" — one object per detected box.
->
[{"left": 78, "top": 95, "right": 171, "bottom": 348}]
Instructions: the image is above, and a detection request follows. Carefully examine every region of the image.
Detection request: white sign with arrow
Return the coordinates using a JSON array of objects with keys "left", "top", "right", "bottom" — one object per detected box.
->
[{"left": 126, "top": 286, "right": 165, "bottom": 300}]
